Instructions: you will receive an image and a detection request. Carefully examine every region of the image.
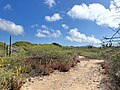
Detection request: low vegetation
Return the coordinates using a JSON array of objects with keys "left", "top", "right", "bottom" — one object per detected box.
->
[
  {"left": 0, "top": 42, "right": 77, "bottom": 90},
  {"left": 100, "top": 47, "right": 120, "bottom": 89},
  {"left": 0, "top": 41, "right": 119, "bottom": 90}
]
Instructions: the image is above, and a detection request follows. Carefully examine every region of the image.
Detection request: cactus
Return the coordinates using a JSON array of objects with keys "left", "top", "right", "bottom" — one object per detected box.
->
[
  {"left": 9, "top": 35, "right": 12, "bottom": 57},
  {"left": 6, "top": 45, "right": 9, "bottom": 56},
  {"left": 3, "top": 43, "right": 6, "bottom": 56}
]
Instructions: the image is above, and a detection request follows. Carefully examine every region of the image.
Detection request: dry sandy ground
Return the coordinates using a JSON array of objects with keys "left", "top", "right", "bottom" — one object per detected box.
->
[{"left": 21, "top": 59, "right": 108, "bottom": 90}]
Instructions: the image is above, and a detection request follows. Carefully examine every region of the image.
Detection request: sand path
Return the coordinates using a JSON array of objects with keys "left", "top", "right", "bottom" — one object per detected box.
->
[{"left": 21, "top": 58, "right": 107, "bottom": 90}]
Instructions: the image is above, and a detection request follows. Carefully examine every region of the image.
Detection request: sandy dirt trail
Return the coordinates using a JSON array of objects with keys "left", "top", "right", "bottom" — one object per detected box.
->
[{"left": 21, "top": 59, "right": 107, "bottom": 90}]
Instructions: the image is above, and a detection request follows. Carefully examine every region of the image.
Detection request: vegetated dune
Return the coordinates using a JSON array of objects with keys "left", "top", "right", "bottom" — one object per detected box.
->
[{"left": 21, "top": 57, "right": 110, "bottom": 90}]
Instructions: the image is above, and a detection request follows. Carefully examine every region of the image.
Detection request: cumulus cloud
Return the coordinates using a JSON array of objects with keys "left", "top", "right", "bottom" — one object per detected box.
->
[
  {"left": 35, "top": 25, "right": 62, "bottom": 38},
  {"left": 66, "top": 28, "right": 101, "bottom": 44},
  {"left": 110, "top": 0, "right": 120, "bottom": 10},
  {"left": 31, "top": 24, "right": 49, "bottom": 29},
  {"left": 62, "top": 24, "right": 69, "bottom": 29},
  {"left": 45, "top": 13, "right": 62, "bottom": 22},
  {"left": 67, "top": 0, "right": 120, "bottom": 28},
  {"left": 4, "top": 4, "right": 12, "bottom": 11},
  {"left": 31, "top": 24, "right": 39, "bottom": 28},
  {"left": 0, "top": 18, "right": 24, "bottom": 35},
  {"left": 44, "top": 0, "right": 56, "bottom": 8},
  {"left": 41, "top": 25, "right": 49, "bottom": 30}
]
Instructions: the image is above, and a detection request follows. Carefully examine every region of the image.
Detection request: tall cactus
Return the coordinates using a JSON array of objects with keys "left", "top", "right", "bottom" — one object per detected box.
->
[
  {"left": 9, "top": 35, "right": 12, "bottom": 57},
  {"left": 3, "top": 43, "right": 6, "bottom": 56},
  {"left": 6, "top": 45, "right": 9, "bottom": 56}
]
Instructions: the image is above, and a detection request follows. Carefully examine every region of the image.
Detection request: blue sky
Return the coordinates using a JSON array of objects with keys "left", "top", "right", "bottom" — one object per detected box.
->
[{"left": 0, "top": 0, "right": 119, "bottom": 46}]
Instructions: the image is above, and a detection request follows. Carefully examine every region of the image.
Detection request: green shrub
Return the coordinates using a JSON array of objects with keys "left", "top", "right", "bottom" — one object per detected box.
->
[
  {"left": 101, "top": 47, "right": 120, "bottom": 89},
  {"left": 0, "top": 42, "right": 107, "bottom": 89},
  {"left": 0, "top": 57, "right": 26, "bottom": 90}
]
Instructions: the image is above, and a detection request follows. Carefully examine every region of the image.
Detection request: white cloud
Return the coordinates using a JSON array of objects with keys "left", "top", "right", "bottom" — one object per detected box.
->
[
  {"left": 31, "top": 24, "right": 49, "bottom": 29},
  {"left": 66, "top": 28, "right": 101, "bottom": 44},
  {"left": 35, "top": 25, "right": 62, "bottom": 38},
  {"left": 62, "top": 24, "right": 69, "bottom": 29},
  {"left": 50, "top": 30, "right": 62, "bottom": 37},
  {"left": 41, "top": 25, "right": 49, "bottom": 30},
  {"left": 4, "top": 4, "right": 12, "bottom": 11},
  {"left": 0, "top": 18, "right": 24, "bottom": 35},
  {"left": 45, "top": 13, "right": 62, "bottom": 22},
  {"left": 110, "top": 0, "right": 120, "bottom": 10},
  {"left": 44, "top": 0, "right": 56, "bottom": 8},
  {"left": 31, "top": 24, "right": 39, "bottom": 28},
  {"left": 67, "top": 0, "right": 120, "bottom": 28}
]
